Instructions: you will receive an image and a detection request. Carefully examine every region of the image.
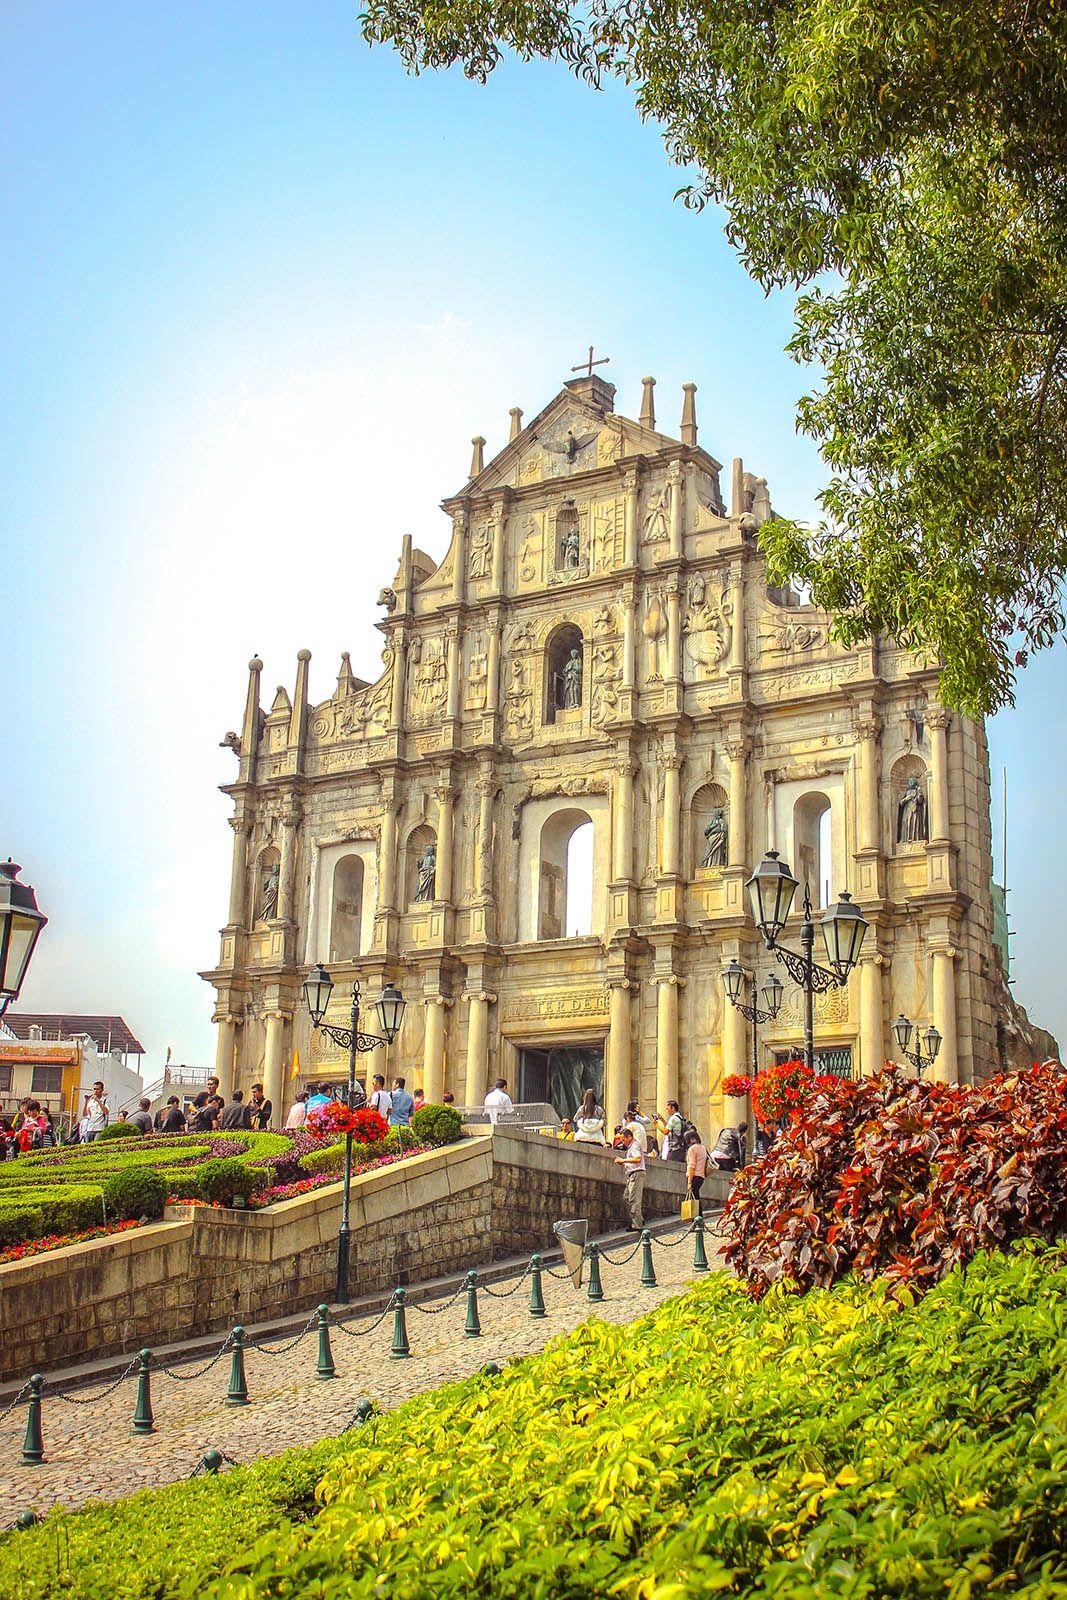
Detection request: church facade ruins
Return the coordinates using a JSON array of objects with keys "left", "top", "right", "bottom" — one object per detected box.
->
[{"left": 202, "top": 370, "right": 1027, "bottom": 1133}]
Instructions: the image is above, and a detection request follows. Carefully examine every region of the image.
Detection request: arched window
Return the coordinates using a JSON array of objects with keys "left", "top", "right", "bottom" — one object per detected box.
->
[
  {"left": 537, "top": 807, "right": 594, "bottom": 938},
  {"left": 545, "top": 623, "right": 584, "bottom": 724},
  {"left": 793, "top": 792, "right": 832, "bottom": 908},
  {"left": 253, "top": 846, "right": 280, "bottom": 924},
  {"left": 330, "top": 855, "right": 364, "bottom": 962},
  {"left": 406, "top": 824, "right": 438, "bottom": 906}
]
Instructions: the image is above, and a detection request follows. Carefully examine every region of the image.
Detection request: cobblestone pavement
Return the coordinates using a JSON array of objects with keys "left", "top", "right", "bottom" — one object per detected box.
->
[{"left": 0, "top": 1229, "right": 725, "bottom": 1521}]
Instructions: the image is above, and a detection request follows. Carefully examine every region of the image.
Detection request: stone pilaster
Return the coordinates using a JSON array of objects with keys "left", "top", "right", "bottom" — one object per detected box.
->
[
  {"left": 263, "top": 1011, "right": 287, "bottom": 1123},
  {"left": 464, "top": 990, "right": 496, "bottom": 1105},
  {"left": 858, "top": 951, "right": 885, "bottom": 1077},
  {"left": 213, "top": 1016, "right": 238, "bottom": 1100},
  {"left": 653, "top": 974, "right": 684, "bottom": 1109},
  {"left": 931, "top": 942, "right": 959, "bottom": 1084},
  {"left": 606, "top": 978, "right": 635, "bottom": 1132},
  {"left": 422, "top": 994, "right": 452, "bottom": 1104}
]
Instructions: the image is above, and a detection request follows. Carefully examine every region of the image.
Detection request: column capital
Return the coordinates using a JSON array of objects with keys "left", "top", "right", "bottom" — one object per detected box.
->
[
  {"left": 434, "top": 783, "right": 461, "bottom": 806},
  {"left": 605, "top": 977, "right": 638, "bottom": 993},
  {"left": 725, "top": 735, "right": 752, "bottom": 762},
  {"left": 229, "top": 815, "right": 253, "bottom": 837},
  {"left": 651, "top": 973, "right": 686, "bottom": 988},
  {"left": 927, "top": 706, "right": 952, "bottom": 732},
  {"left": 853, "top": 713, "right": 883, "bottom": 743},
  {"left": 464, "top": 990, "right": 498, "bottom": 1006},
  {"left": 424, "top": 994, "right": 454, "bottom": 1010}
]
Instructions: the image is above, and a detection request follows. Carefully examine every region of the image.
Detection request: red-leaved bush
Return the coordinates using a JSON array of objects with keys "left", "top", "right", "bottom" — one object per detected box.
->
[{"left": 721, "top": 1061, "right": 1067, "bottom": 1297}]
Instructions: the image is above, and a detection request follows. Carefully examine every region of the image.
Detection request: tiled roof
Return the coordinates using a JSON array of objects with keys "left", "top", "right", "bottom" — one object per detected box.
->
[{"left": 4, "top": 1014, "right": 146, "bottom": 1054}]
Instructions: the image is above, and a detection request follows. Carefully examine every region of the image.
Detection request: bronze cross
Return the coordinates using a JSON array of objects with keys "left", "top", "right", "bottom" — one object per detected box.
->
[{"left": 571, "top": 346, "right": 610, "bottom": 378}]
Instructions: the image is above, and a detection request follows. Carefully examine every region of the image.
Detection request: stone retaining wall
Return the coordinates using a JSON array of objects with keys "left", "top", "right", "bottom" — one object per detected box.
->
[{"left": 0, "top": 1131, "right": 727, "bottom": 1381}]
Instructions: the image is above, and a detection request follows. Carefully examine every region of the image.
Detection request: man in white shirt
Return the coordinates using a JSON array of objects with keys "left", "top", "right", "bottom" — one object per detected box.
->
[
  {"left": 483, "top": 1078, "right": 514, "bottom": 1125},
  {"left": 624, "top": 1099, "right": 651, "bottom": 1156},
  {"left": 613, "top": 1128, "right": 647, "bottom": 1230},
  {"left": 369, "top": 1074, "right": 392, "bottom": 1122},
  {"left": 81, "top": 1081, "right": 109, "bottom": 1142}
]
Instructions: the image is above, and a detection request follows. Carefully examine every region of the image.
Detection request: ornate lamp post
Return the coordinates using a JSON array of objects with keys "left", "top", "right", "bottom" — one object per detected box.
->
[
  {"left": 721, "top": 962, "right": 783, "bottom": 1162},
  {"left": 0, "top": 860, "right": 47, "bottom": 1017},
  {"left": 301, "top": 964, "right": 406, "bottom": 1303},
  {"left": 746, "top": 850, "right": 867, "bottom": 1074},
  {"left": 892, "top": 1014, "right": 942, "bottom": 1076}
]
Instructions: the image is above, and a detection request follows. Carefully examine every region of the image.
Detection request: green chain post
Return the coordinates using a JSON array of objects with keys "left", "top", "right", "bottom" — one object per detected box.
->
[
  {"left": 528, "top": 1253, "right": 546, "bottom": 1319},
  {"left": 390, "top": 1289, "right": 410, "bottom": 1359},
  {"left": 464, "top": 1270, "right": 482, "bottom": 1337},
  {"left": 586, "top": 1242, "right": 604, "bottom": 1302},
  {"left": 226, "top": 1327, "right": 250, "bottom": 1405},
  {"left": 19, "top": 1375, "right": 45, "bottom": 1466},
  {"left": 316, "top": 1304, "right": 336, "bottom": 1380},
  {"left": 640, "top": 1228, "right": 657, "bottom": 1287},
  {"left": 693, "top": 1214, "right": 710, "bottom": 1274},
  {"left": 352, "top": 1398, "right": 375, "bottom": 1426},
  {"left": 131, "top": 1349, "right": 155, "bottom": 1434},
  {"left": 202, "top": 1449, "right": 223, "bottom": 1474}
]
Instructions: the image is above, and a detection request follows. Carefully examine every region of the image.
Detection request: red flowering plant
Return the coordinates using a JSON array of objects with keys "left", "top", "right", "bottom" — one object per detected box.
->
[
  {"left": 747, "top": 1057, "right": 840, "bottom": 1125},
  {"left": 722, "top": 1073, "right": 754, "bottom": 1098},
  {"left": 305, "top": 1102, "right": 389, "bottom": 1144},
  {"left": 0, "top": 1218, "right": 143, "bottom": 1264}
]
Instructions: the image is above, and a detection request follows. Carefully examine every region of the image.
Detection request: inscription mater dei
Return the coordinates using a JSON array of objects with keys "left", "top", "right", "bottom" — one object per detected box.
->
[{"left": 503, "top": 988, "right": 610, "bottom": 1023}]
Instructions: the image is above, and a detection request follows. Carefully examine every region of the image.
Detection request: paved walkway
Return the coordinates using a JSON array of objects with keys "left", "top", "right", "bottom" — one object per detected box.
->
[{"left": 0, "top": 1227, "right": 725, "bottom": 1521}]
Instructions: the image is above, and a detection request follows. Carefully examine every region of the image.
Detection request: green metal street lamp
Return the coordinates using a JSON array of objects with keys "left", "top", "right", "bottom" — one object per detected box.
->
[
  {"left": 301, "top": 966, "right": 406, "bottom": 1302},
  {"left": 0, "top": 861, "right": 47, "bottom": 1016},
  {"left": 746, "top": 851, "right": 867, "bottom": 1074}
]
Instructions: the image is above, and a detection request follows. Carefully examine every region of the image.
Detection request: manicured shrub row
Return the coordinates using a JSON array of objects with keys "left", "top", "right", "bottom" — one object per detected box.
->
[
  {"left": 4, "top": 1245, "right": 1066, "bottom": 1600},
  {"left": 723, "top": 1059, "right": 1067, "bottom": 1297}
]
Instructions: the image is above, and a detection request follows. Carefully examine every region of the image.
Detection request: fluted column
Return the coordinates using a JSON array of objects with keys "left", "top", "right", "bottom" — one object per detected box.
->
[
  {"left": 214, "top": 1017, "right": 237, "bottom": 1099},
  {"left": 721, "top": 992, "right": 746, "bottom": 1129},
  {"left": 464, "top": 991, "right": 495, "bottom": 1106},
  {"left": 445, "top": 624, "right": 461, "bottom": 721},
  {"left": 423, "top": 996, "right": 451, "bottom": 1104},
  {"left": 389, "top": 632, "right": 408, "bottom": 728},
  {"left": 660, "top": 752, "right": 682, "bottom": 876},
  {"left": 856, "top": 716, "right": 882, "bottom": 854},
  {"left": 451, "top": 511, "right": 467, "bottom": 604},
  {"left": 928, "top": 707, "right": 952, "bottom": 842},
  {"left": 277, "top": 806, "right": 301, "bottom": 923},
  {"left": 606, "top": 979, "right": 633, "bottom": 1132},
  {"left": 621, "top": 598, "right": 635, "bottom": 690},
  {"left": 227, "top": 817, "right": 251, "bottom": 925},
  {"left": 622, "top": 470, "right": 639, "bottom": 567},
  {"left": 931, "top": 945, "right": 959, "bottom": 1083},
  {"left": 665, "top": 585, "right": 682, "bottom": 681},
  {"left": 654, "top": 975, "right": 683, "bottom": 1109},
  {"left": 435, "top": 784, "right": 458, "bottom": 904},
  {"left": 490, "top": 499, "right": 506, "bottom": 593},
  {"left": 726, "top": 738, "right": 749, "bottom": 868},
  {"left": 728, "top": 565, "right": 745, "bottom": 673},
  {"left": 858, "top": 953, "right": 885, "bottom": 1077},
  {"left": 612, "top": 755, "right": 636, "bottom": 882},
  {"left": 378, "top": 792, "right": 398, "bottom": 912},
  {"left": 474, "top": 774, "right": 496, "bottom": 901},
  {"left": 263, "top": 1012, "right": 286, "bottom": 1126},
  {"left": 486, "top": 623, "right": 501, "bottom": 712}
]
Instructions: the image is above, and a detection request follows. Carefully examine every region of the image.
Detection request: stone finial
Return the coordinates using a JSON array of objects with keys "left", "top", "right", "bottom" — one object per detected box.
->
[
  {"left": 731, "top": 457, "right": 745, "bottom": 519},
  {"left": 509, "top": 408, "right": 523, "bottom": 442},
  {"left": 336, "top": 652, "right": 357, "bottom": 697},
  {"left": 681, "top": 383, "right": 698, "bottom": 447},
  {"left": 639, "top": 377, "right": 656, "bottom": 431},
  {"left": 470, "top": 435, "right": 486, "bottom": 478}
]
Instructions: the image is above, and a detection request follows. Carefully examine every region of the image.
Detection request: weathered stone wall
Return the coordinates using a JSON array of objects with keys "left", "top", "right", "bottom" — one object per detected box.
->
[{"left": 0, "top": 1131, "right": 719, "bottom": 1382}]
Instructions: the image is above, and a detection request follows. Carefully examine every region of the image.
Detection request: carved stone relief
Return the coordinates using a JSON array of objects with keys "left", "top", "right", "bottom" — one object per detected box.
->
[
  {"left": 465, "top": 637, "right": 488, "bottom": 711},
  {"left": 468, "top": 520, "right": 492, "bottom": 581},
  {"left": 683, "top": 574, "right": 730, "bottom": 679},
  {"left": 643, "top": 590, "right": 668, "bottom": 682},
  {"left": 407, "top": 635, "right": 447, "bottom": 725}
]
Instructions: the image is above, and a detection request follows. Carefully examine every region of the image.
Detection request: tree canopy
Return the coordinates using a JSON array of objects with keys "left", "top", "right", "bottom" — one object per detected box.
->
[{"left": 361, "top": 0, "right": 1067, "bottom": 714}]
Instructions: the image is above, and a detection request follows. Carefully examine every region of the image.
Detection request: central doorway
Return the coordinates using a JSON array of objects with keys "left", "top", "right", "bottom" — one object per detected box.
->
[{"left": 518, "top": 1046, "right": 604, "bottom": 1122}]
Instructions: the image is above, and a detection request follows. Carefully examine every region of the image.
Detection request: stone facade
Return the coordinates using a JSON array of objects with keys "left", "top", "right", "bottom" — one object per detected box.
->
[{"left": 201, "top": 370, "right": 1029, "bottom": 1135}]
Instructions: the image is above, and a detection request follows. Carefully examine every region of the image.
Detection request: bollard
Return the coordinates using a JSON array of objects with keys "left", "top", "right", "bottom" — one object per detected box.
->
[
  {"left": 15, "top": 1510, "right": 37, "bottom": 1530},
  {"left": 226, "top": 1327, "right": 250, "bottom": 1406},
  {"left": 19, "top": 1376, "right": 45, "bottom": 1466},
  {"left": 390, "top": 1289, "right": 410, "bottom": 1359},
  {"left": 693, "top": 1214, "right": 710, "bottom": 1274},
  {"left": 202, "top": 1448, "right": 223, "bottom": 1474},
  {"left": 586, "top": 1242, "right": 604, "bottom": 1302},
  {"left": 316, "top": 1304, "right": 336, "bottom": 1380},
  {"left": 528, "top": 1253, "right": 546, "bottom": 1319},
  {"left": 131, "top": 1349, "right": 155, "bottom": 1434},
  {"left": 353, "top": 1398, "right": 375, "bottom": 1426},
  {"left": 464, "top": 1270, "right": 482, "bottom": 1338},
  {"left": 640, "top": 1228, "right": 657, "bottom": 1287},
  {"left": 480, "top": 1360, "right": 501, "bottom": 1377}
]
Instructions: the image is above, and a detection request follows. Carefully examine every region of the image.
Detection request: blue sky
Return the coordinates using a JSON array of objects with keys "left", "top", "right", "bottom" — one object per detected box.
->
[{"left": 2, "top": 1, "right": 1063, "bottom": 1068}]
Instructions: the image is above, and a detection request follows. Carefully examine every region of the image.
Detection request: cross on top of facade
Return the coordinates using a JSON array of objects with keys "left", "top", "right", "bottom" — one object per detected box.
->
[{"left": 571, "top": 346, "right": 610, "bottom": 378}]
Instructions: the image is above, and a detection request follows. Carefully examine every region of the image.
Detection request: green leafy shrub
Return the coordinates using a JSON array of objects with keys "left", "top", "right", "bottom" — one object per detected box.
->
[
  {"left": 0, "top": 1203, "right": 45, "bottom": 1248},
  {"left": 192, "top": 1157, "right": 264, "bottom": 1206},
  {"left": 298, "top": 1140, "right": 347, "bottom": 1177},
  {"left": 102, "top": 1166, "right": 167, "bottom": 1222},
  {"left": 1, "top": 1246, "right": 1065, "bottom": 1600},
  {"left": 96, "top": 1121, "right": 143, "bottom": 1141},
  {"left": 410, "top": 1102, "right": 462, "bottom": 1146}
]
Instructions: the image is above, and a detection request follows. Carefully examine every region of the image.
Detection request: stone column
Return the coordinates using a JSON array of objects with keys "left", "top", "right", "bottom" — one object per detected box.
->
[
  {"left": 277, "top": 807, "right": 301, "bottom": 923},
  {"left": 486, "top": 623, "right": 501, "bottom": 712},
  {"left": 378, "top": 791, "right": 398, "bottom": 912},
  {"left": 606, "top": 980, "right": 633, "bottom": 1132},
  {"left": 928, "top": 707, "right": 952, "bottom": 842},
  {"left": 612, "top": 756, "right": 636, "bottom": 882},
  {"left": 451, "top": 511, "right": 467, "bottom": 604},
  {"left": 214, "top": 1017, "right": 237, "bottom": 1099},
  {"left": 423, "top": 996, "right": 451, "bottom": 1105},
  {"left": 728, "top": 565, "right": 745, "bottom": 673},
  {"left": 264, "top": 1012, "right": 287, "bottom": 1126},
  {"left": 474, "top": 774, "right": 496, "bottom": 901},
  {"left": 621, "top": 598, "right": 635, "bottom": 690},
  {"left": 654, "top": 975, "right": 683, "bottom": 1109},
  {"left": 660, "top": 752, "right": 682, "bottom": 876},
  {"left": 726, "top": 738, "right": 749, "bottom": 868},
  {"left": 464, "top": 991, "right": 494, "bottom": 1106},
  {"left": 668, "top": 462, "right": 684, "bottom": 559},
  {"left": 931, "top": 945, "right": 959, "bottom": 1083},
  {"left": 856, "top": 716, "right": 882, "bottom": 854},
  {"left": 721, "top": 991, "right": 747, "bottom": 1129},
  {"left": 665, "top": 585, "right": 682, "bottom": 681},
  {"left": 622, "top": 470, "right": 639, "bottom": 567},
  {"left": 435, "top": 785, "right": 458, "bottom": 904},
  {"left": 389, "top": 632, "right": 408, "bottom": 729},
  {"left": 227, "top": 817, "right": 251, "bottom": 925},
  {"left": 491, "top": 500, "right": 506, "bottom": 593},
  {"left": 445, "top": 625, "right": 461, "bottom": 721},
  {"left": 858, "top": 952, "right": 885, "bottom": 1077}
]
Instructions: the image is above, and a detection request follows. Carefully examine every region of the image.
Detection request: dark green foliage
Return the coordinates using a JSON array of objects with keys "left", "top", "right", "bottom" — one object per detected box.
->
[
  {"left": 192, "top": 1157, "right": 264, "bottom": 1206},
  {"left": 96, "top": 1122, "right": 142, "bottom": 1141},
  {"left": 410, "top": 1102, "right": 463, "bottom": 1146},
  {"left": 101, "top": 1166, "right": 167, "bottom": 1222}
]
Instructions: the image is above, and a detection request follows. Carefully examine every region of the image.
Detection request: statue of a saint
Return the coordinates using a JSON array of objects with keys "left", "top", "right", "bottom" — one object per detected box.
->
[
  {"left": 563, "top": 524, "right": 580, "bottom": 568},
  {"left": 897, "top": 776, "right": 929, "bottom": 844},
  {"left": 414, "top": 841, "right": 437, "bottom": 902},
  {"left": 259, "top": 860, "right": 280, "bottom": 920},
  {"left": 701, "top": 808, "right": 728, "bottom": 868},
  {"left": 561, "top": 648, "right": 583, "bottom": 709}
]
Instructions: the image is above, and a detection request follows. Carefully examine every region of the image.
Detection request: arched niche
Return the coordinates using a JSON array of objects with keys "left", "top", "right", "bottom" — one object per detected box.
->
[
  {"left": 535, "top": 807, "right": 594, "bottom": 939},
  {"left": 544, "top": 622, "right": 584, "bottom": 724},
  {"left": 253, "top": 846, "right": 280, "bottom": 925},
  {"left": 517, "top": 794, "right": 609, "bottom": 942},
  {"left": 889, "top": 754, "right": 930, "bottom": 848},
  {"left": 690, "top": 781, "right": 730, "bottom": 876},
  {"left": 554, "top": 498, "right": 581, "bottom": 571},
  {"left": 306, "top": 839, "right": 378, "bottom": 965},
  {"left": 406, "top": 823, "right": 438, "bottom": 906},
  {"left": 329, "top": 854, "right": 365, "bottom": 962},
  {"left": 793, "top": 791, "right": 833, "bottom": 908}
]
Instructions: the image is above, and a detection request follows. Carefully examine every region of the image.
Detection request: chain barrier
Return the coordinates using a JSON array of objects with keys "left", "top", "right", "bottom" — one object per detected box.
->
[
  {"left": 46, "top": 1358, "right": 140, "bottom": 1407},
  {"left": 0, "top": 1380, "right": 33, "bottom": 1425},
  {"left": 597, "top": 1239, "right": 643, "bottom": 1267},
  {"left": 651, "top": 1223, "right": 697, "bottom": 1249},
  {"left": 331, "top": 1295, "right": 397, "bottom": 1339},
  {"left": 408, "top": 1283, "right": 466, "bottom": 1316},
  {"left": 543, "top": 1263, "right": 574, "bottom": 1279},
  {"left": 340, "top": 1398, "right": 377, "bottom": 1434},
  {"left": 480, "top": 1263, "right": 533, "bottom": 1298},
  {"left": 246, "top": 1313, "right": 318, "bottom": 1356},
  {"left": 153, "top": 1335, "right": 234, "bottom": 1383}
]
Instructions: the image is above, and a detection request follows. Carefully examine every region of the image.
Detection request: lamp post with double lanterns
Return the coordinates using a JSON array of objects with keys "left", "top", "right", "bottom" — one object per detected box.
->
[
  {"left": 0, "top": 860, "right": 47, "bottom": 1017},
  {"left": 301, "top": 964, "right": 406, "bottom": 1303},
  {"left": 721, "top": 962, "right": 784, "bottom": 1163},
  {"left": 892, "top": 1014, "right": 942, "bottom": 1076},
  {"left": 745, "top": 850, "right": 868, "bottom": 1075}
]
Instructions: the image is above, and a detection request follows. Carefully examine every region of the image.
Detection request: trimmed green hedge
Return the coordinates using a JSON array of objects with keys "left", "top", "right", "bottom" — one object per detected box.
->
[{"left": 2, "top": 1244, "right": 1065, "bottom": 1599}]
